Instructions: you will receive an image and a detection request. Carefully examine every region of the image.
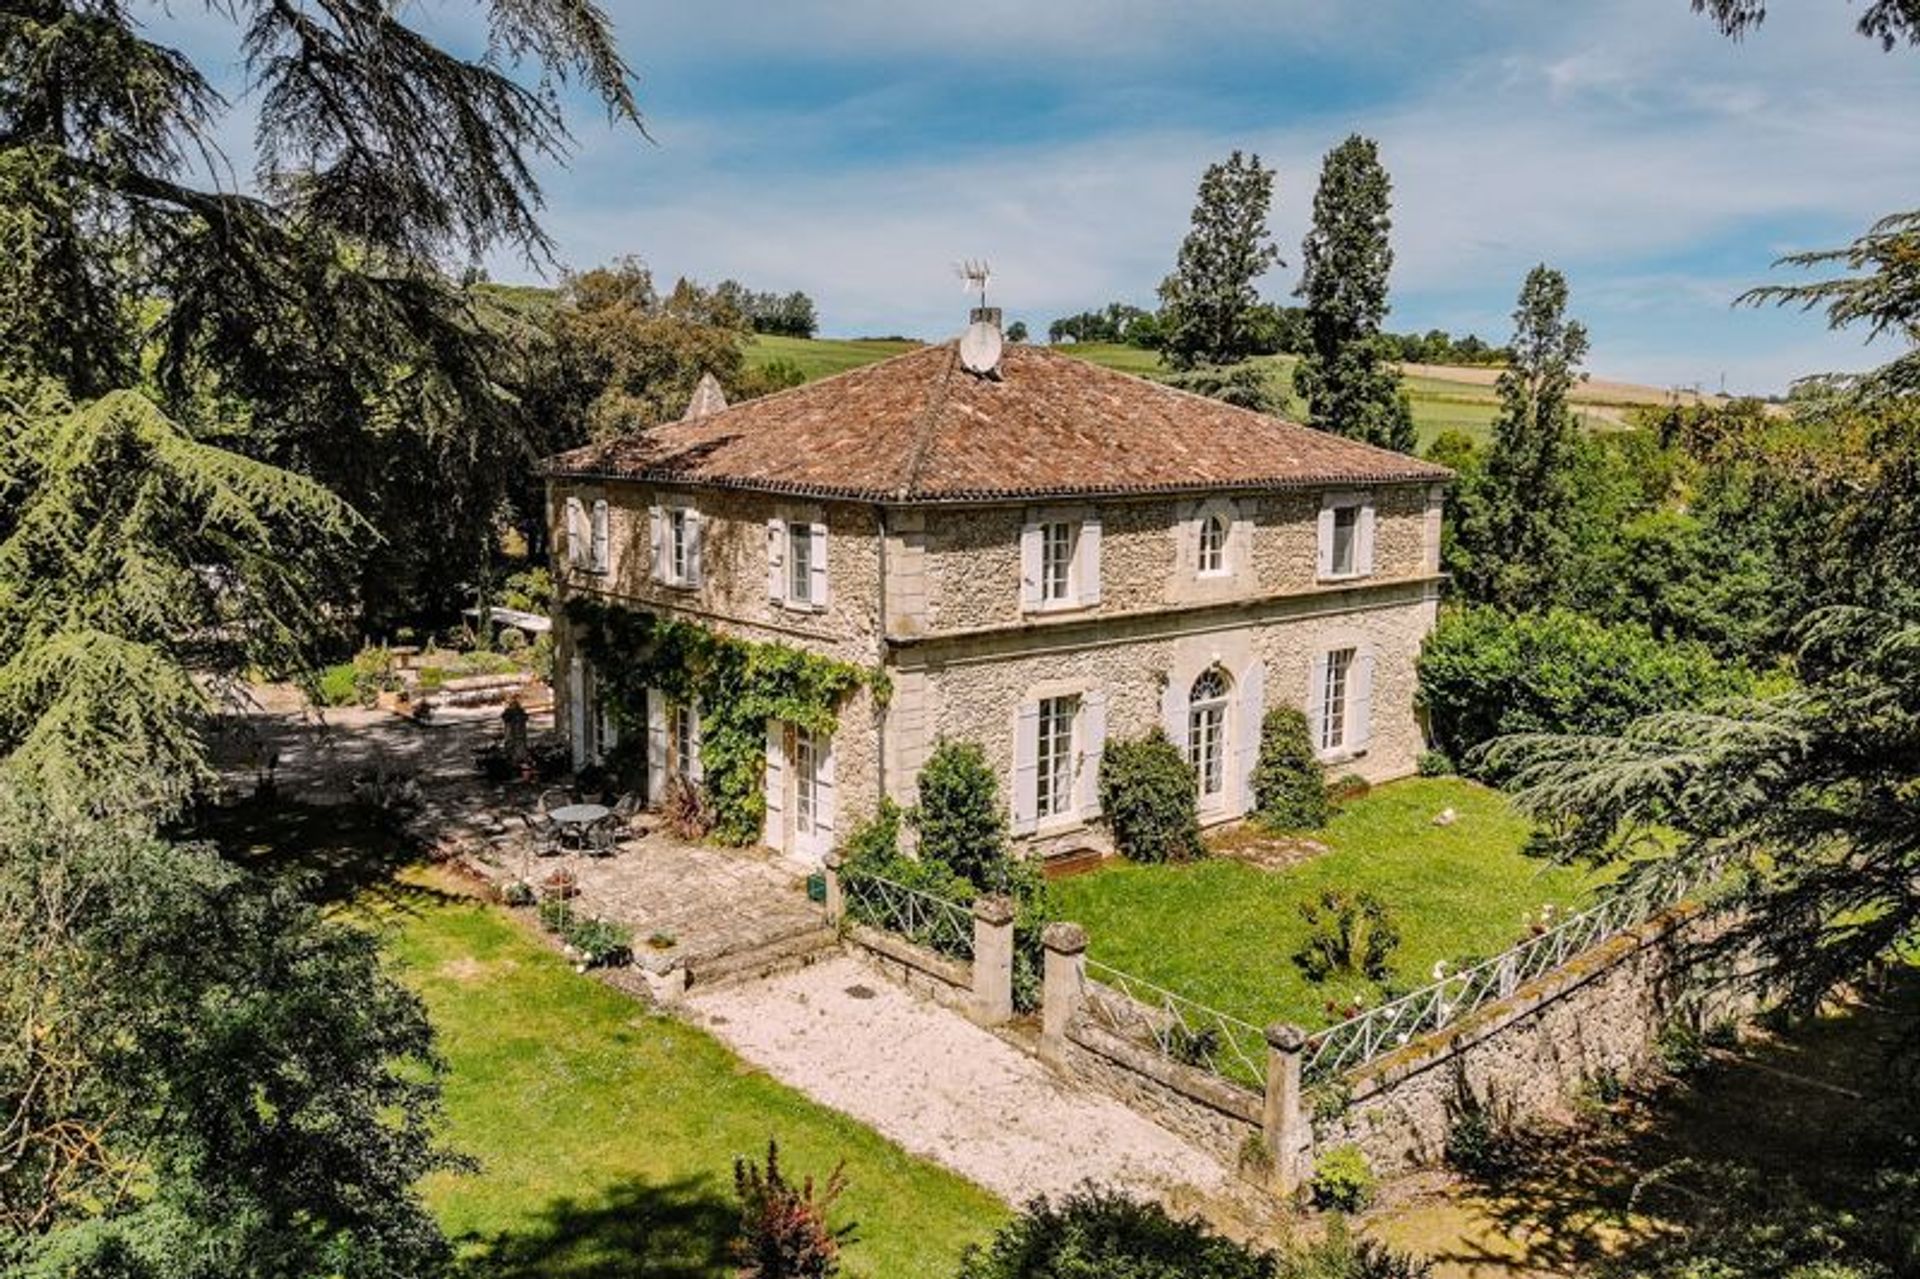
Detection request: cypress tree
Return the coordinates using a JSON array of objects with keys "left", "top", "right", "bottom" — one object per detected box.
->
[
  {"left": 1292, "top": 135, "right": 1415, "bottom": 452},
  {"left": 1157, "top": 151, "right": 1282, "bottom": 370}
]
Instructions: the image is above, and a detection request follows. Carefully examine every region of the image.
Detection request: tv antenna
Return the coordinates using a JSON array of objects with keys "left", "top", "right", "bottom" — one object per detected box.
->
[{"left": 956, "top": 259, "right": 992, "bottom": 309}]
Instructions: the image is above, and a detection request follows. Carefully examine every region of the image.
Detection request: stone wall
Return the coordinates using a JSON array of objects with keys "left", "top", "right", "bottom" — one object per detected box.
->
[
  {"left": 1060, "top": 1016, "right": 1262, "bottom": 1168},
  {"left": 1305, "top": 906, "right": 1749, "bottom": 1178},
  {"left": 844, "top": 923, "right": 975, "bottom": 1016},
  {"left": 918, "top": 483, "right": 1436, "bottom": 637}
]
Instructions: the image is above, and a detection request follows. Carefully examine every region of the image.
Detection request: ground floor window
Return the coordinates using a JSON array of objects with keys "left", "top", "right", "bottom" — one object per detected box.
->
[
  {"left": 1035, "top": 695, "right": 1078, "bottom": 820},
  {"left": 1188, "top": 667, "right": 1229, "bottom": 799},
  {"left": 670, "top": 700, "right": 698, "bottom": 779},
  {"left": 794, "top": 727, "right": 821, "bottom": 838},
  {"left": 1320, "top": 647, "right": 1355, "bottom": 752}
]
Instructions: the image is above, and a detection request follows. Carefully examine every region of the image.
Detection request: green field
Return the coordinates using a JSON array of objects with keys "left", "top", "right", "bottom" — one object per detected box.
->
[
  {"left": 743, "top": 336, "right": 1650, "bottom": 450},
  {"left": 1050, "top": 779, "right": 1611, "bottom": 1032}
]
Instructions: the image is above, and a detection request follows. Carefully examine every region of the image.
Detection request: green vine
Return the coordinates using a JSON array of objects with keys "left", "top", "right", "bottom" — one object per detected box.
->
[{"left": 565, "top": 598, "right": 872, "bottom": 845}]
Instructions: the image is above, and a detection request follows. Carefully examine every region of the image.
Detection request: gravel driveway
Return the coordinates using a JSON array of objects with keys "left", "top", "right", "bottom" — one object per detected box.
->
[{"left": 686, "top": 954, "right": 1235, "bottom": 1207}]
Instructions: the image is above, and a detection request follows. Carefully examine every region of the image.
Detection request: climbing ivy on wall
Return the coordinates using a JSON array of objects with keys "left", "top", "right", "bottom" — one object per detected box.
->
[{"left": 565, "top": 598, "right": 874, "bottom": 845}]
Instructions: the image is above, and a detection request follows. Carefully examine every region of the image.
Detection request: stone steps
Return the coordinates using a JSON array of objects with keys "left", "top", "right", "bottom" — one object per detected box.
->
[{"left": 686, "top": 924, "right": 839, "bottom": 991}]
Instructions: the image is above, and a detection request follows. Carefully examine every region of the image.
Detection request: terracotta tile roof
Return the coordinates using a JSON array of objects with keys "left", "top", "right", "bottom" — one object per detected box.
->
[{"left": 540, "top": 342, "right": 1452, "bottom": 502}]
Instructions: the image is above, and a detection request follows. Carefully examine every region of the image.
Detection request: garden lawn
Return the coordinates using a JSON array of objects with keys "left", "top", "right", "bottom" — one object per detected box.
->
[
  {"left": 373, "top": 871, "right": 1003, "bottom": 1277},
  {"left": 1051, "top": 778, "right": 1611, "bottom": 1032}
]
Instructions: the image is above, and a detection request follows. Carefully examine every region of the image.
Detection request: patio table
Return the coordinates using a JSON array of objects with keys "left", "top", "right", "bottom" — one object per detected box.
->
[{"left": 549, "top": 803, "right": 611, "bottom": 848}]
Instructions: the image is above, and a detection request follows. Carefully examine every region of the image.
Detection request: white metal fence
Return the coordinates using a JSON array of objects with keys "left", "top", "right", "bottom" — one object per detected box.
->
[
  {"left": 841, "top": 870, "right": 975, "bottom": 961},
  {"left": 1083, "top": 959, "right": 1268, "bottom": 1093},
  {"left": 1302, "top": 859, "right": 1724, "bottom": 1082}
]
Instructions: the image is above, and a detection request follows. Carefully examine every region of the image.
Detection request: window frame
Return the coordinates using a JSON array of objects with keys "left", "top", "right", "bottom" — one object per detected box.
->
[
  {"left": 786, "top": 520, "right": 813, "bottom": 606},
  {"left": 1039, "top": 520, "right": 1077, "bottom": 605},
  {"left": 1319, "top": 647, "right": 1356, "bottom": 753},
  {"left": 1034, "top": 694, "right": 1079, "bottom": 822},
  {"left": 1197, "top": 513, "right": 1229, "bottom": 577},
  {"left": 1187, "top": 668, "right": 1231, "bottom": 800}
]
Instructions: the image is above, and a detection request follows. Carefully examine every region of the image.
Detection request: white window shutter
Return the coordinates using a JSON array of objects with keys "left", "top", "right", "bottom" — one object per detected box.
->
[
  {"left": 1019, "top": 520, "right": 1042, "bottom": 610},
  {"left": 767, "top": 518, "right": 785, "bottom": 602},
  {"left": 1012, "top": 703, "right": 1040, "bottom": 834},
  {"left": 815, "top": 734, "right": 836, "bottom": 848},
  {"left": 1316, "top": 504, "right": 1335, "bottom": 578},
  {"left": 685, "top": 511, "right": 705, "bottom": 587},
  {"left": 1235, "top": 661, "right": 1265, "bottom": 816},
  {"left": 763, "top": 722, "right": 787, "bottom": 848},
  {"left": 591, "top": 500, "right": 609, "bottom": 573},
  {"left": 687, "top": 702, "right": 705, "bottom": 782},
  {"left": 1307, "top": 653, "right": 1329, "bottom": 751},
  {"left": 1161, "top": 670, "right": 1185, "bottom": 744},
  {"left": 568, "top": 658, "right": 588, "bottom": 769},
  {"left": 1358, "top": 500, "right": 1377, "bottom": 577},
  {"left": 601, "top": 673, "right": 620, "bottom": 754},
  {"left": 1351, "top": 647, "right": 1376, "bottom": 751},
  {"left": 1079, "top": 515, "right": 1102, "bottom": 605},
  {"left": 809, "top": 522, "right": 829, "bottom": 610},
  {"left": 649, "top": 506, "right": 664, "bottom": 582},
  {"left": 646, "top": 687, "right": 669, "bottom": 803},
  {"left": 1078, "top": 690, "right": 1108, "bottom": 819}
]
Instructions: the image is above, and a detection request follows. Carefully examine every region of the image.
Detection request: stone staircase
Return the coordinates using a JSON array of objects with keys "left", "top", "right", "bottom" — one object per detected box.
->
[{"left": 684, "top": 921, "right": 840, "bottom": 992}]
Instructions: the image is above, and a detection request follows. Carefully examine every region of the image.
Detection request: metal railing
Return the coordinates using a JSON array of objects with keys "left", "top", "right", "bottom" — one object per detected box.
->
[
  {"left": 841, "top": 870, "right": 975, "bottom": 961},
  {"left": 1303, "top": 859, "right": 1724, "bottom": 1082},
  {"left": 1083, "top": 959, "right": 1268, "bottom": 1093}
]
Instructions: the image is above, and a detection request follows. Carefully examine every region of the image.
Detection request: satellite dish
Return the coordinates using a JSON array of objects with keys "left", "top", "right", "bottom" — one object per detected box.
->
[{"left": 959, "top": 320, "right": 1003, "bottom": 375}]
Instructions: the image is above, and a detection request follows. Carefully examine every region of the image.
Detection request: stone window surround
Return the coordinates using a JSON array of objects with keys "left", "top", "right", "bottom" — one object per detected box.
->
[
  {"left": 768, "top": 501, "right": 829, "bottom": 614},
  {"left": 1308, "top": 623, "right": 1375, "bottom": 766},
  {"left": 1018, "top": 674, "right": 1100, "bottom": 837},
  {"left": 653, "top": 492, "right": 701, "bottom": 590},
  {"left": 1177, "top": 495, "right": 1251, "bottom": 586},
  {"left": 1020, "top": 503, "right": 1100, "bottom": 616},
  {"left": 1317, "top": 490, "right": 1375, "bottom": 584}
]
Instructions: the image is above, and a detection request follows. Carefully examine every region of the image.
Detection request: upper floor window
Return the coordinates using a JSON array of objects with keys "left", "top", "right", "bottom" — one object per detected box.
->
[
  {"left": 768, "top": 517, "right": 829, "bottom": 611},
  {"left": 563, "top": 496, "right": 609, "bottom": 574},
  {"left": 1198, "top": 513, "right": 1228, "bottom": 576},
  {"left": 651, "top": 500, "right": 702, "bottom": 588},
  {"left": 1318, "top": 493, "right": 1375, "bottom": 581},
  {"left": 1021, "top": 510, "right": 1102, "bottom": 613}
]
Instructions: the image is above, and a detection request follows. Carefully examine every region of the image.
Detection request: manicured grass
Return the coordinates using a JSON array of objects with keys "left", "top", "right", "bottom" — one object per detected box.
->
[
  {"left": 371, "top": 873, "right": 1003, "bottom": 1277},
  {"left": 1051, "top": 779, "right": 1611, "bottom": 1031}
]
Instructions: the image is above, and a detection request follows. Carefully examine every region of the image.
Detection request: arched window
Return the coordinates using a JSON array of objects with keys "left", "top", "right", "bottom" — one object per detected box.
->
[
  {"left": 1187, "top": 667, "right": 1230, "bottom": 798},
  {"left": 1198, "top": 513, "right": 1228, "bottom": 575}
]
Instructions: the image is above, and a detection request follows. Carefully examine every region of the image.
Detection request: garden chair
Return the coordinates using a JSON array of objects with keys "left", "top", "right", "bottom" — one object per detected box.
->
[
  {"left": 610, "top": 791, "right": 643, "bottom": 831},
  {"left": 522, "top": 811, "right": 561, "bottom": 857},
  {"left": 584, "top": 814, "right": 621, "bottom": 856},
  {"left": 538, "top": 787, "right": 572, "bottom": 815}
]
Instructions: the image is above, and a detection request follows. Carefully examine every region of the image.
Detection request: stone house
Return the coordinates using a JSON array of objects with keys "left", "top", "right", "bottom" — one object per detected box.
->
[{"left": 542, "top": 336, "right": 1450, "bottom": 866}]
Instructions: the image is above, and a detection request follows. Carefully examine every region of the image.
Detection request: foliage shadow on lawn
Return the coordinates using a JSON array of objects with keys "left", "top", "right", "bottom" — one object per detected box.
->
[
  {"left": 457, "top": 1174, "right": 737, "bottom": 1279},
  {"left": 179, "top": 796, "right": 445, "bottom": 908}
]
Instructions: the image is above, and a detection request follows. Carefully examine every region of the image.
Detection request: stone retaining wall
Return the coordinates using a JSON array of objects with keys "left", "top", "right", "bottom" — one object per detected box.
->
[
  {"left": 1304, "top": 905, "right": 1750, "bottom": 1177},
  {"left": 1060, "top": 1015, "right": 1261, "bottom": 1168},
  {"left": 844, "top": 923, "right": 975, "bottom": 1016}
]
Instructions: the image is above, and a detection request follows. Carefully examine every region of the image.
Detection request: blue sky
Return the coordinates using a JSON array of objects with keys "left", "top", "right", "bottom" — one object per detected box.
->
[{"left": 161, "top": 0, "right": 1920, "bottom": 394}]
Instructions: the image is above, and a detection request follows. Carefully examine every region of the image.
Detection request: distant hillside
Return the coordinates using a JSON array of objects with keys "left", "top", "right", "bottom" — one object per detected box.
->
[{"left": 744, "top": 335, "right": 1723, "bottom": 449}]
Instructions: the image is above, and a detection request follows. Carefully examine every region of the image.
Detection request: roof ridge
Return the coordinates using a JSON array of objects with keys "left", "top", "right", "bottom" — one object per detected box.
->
[{"left": 896, "top": 340, "right": 959, "bottom": 500}]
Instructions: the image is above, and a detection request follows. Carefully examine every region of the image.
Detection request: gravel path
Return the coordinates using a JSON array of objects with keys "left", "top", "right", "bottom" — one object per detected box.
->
[{"left": 687, "top": 954, "right": 1235, "bottom": 1207}]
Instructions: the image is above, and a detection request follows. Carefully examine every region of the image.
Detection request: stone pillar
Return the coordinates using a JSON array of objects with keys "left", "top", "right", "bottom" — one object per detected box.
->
[
  {"left": 822, "top": 852, "right": 845, "bottom": 926},
  {"left": 1262, "top": 1023, "right": 1309, "bottom": 1194},
  {"left": 1039, "top": 921, "right": 1089, "bottom": 1068},
  {"left": 970, "top": 894, "right": 1016, "bottom": 1027}
]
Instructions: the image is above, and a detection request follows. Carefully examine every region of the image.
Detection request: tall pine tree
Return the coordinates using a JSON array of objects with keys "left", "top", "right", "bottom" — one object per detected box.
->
[
  {"left": 1157, "top": 151, "right": 1281, "bottom": 370},
  {"left": 1292, "top": 135, "right": 1415, "bottom": 451},
  {"left": 1453, "top": 266, "right": 1590, "bottom": 608}
]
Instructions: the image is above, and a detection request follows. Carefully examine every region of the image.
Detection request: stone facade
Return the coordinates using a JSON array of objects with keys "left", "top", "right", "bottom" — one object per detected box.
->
[{"left": 551, "top": 473, "right": 1446, "bottom": 861}]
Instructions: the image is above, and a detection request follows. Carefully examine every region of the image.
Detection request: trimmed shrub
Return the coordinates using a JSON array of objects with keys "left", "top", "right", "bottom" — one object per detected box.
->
[
  {"left": 1251, "top": 706, "right": 1331, "bottom": 830},
  {"left": 1098, "top": 731, "right": 1204, "bottom": 863},
  {"left": 1415, "top": 749, "right": 1454, "bottom": 777},
  {"left": 1294, "top": 889, "right": 1400, "bottom": 983},
  {"left": 957, "top": 1185, "right": 1278, "bottom": 1279},
  {"left": 732, "top": 1140, "right": 854, "bottom": 1279},
  {"left": 1308, "top": 1144, "right": 1377, "bottom": 1212},
  {"left": 912, "top": 739, "right": 1009, "bottom": 889},
  {"left": 1418, "top": 604, "right": 1754, "bottom": 769},
  {"left": 1328, "top": 773, "right": 1371, "bottom": 806}
]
